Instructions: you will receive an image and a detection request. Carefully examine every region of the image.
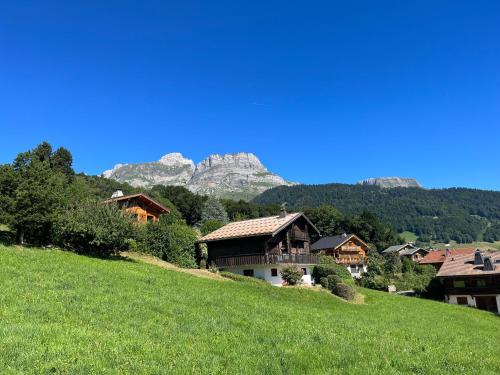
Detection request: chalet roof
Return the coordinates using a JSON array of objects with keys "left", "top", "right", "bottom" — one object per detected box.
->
[
  {"left": 102, "top": 193, "right": 170, "bottom": 214},
  {"left": 382, "top": 244, "right": 416, "bottom": 254},
  {"left": 419, "top": 248, "right": 476, "bottom": 265},
  {"left": 437, "top": 251, "right": 500, "bottom": 277},
  {"left": 400, "top": 247, "right": 428, "bottom": 256},
  {"left": 198, "top": 212, "right": 319, "bottom": 242},
  {"left": 311, "top": 234, "right": 368, "bottom": 252}
]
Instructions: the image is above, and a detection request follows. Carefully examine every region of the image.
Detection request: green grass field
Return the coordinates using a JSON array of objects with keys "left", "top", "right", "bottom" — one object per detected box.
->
[
  {"left": 398, "top": 231, "right": 500, "bottom": 251},
  {"left": 1, "top": 245, "right": 499, "bottom": 374}
]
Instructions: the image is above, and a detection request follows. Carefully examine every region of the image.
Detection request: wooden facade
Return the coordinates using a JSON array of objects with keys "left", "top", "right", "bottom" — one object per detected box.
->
[
  {"left": 205, "top": 215, "right": 320, "bottom": 267},
  {"left": 311, "top": 234, "right": 368, "bottom": 265},
  {"left": 103, "top": 193, "right": 169, "bottom": 224}
]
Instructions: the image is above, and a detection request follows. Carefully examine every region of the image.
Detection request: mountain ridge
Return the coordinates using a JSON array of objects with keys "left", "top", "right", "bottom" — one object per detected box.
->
[{"left": 102, "top": 152, "right": 295, "bottom": 200}]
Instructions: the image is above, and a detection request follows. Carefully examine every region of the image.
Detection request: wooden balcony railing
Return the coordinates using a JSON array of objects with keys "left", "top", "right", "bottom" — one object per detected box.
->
[
  {"left": 214, "top": 253, "right": 319, "bottom": 268},
  {"left": 336, "top": 256, "right": 366, "bottom": 265}
]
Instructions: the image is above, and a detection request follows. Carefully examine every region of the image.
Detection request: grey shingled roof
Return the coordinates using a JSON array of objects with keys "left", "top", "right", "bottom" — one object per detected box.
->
[
  {"left": 382, "top": 244, "right": 409, "bottom": 254},
  {"left": 382, "top": 244, "right": 426, "bottom": 255},
  {"left": 311, "top": 234, "right": 360, "bottom": 251}
]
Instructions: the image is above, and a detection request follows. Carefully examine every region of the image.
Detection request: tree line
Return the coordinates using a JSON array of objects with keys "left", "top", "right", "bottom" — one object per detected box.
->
[{"left": 253, "top": 183, "right": 500, "bottom": 243}]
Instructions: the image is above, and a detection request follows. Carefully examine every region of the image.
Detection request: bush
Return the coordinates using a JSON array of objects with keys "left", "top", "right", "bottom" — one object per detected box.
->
[
  {"left": 200, "top": 219, "right": 224, "bottom": 236},
  {"left": 312, "top": 263, "right": 352, "bottom": 284},
  {"left": 327, "top": 275, "right": 342, "bottom": 288},
  {"left": 319, "top": 277, "right": 330, "bottom": 289},
  {"left": 125, "top": 238, "right": 139, "bottom": 252},
  {"left": 280, "top": 265, "right": 304, "bottom": 285},
  {"left": 53, "top": 200, "right": 134, "bottom": 257},
  {"left": 332, "top": 283, "right": 356, "bottom": 301},
  {"left": 139, "top": 221, "right": 198, "bottom": 268}
]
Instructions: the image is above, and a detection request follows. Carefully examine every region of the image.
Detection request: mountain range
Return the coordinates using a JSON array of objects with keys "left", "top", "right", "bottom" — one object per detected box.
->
[{"left": 102, "top": 152, "right": 294, "bottom": 200}]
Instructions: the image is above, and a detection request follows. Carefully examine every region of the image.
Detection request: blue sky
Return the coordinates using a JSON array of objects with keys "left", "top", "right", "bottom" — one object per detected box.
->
[{"left": 1, "top": 1, "right": 499, "bottom": 190}]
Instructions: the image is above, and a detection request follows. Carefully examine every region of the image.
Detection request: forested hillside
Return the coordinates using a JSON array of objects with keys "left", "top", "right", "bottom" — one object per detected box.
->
[{"left": 254, "top": 184, "right": 500, "bottom": 243}]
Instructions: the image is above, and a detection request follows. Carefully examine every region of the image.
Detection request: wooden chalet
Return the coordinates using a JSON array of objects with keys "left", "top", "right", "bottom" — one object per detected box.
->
[
  {"left": 437, "top": 250, "right": 500, "bottom": 314},
  {"left": 382, "top": 243, "right": 429, "bottom": 262},
  {"left": 311, "top": 233, "right": 369, "bottom": 277},
  {"left": 198, "top": 209, "right": 320, "bottom": 286},
  {"left": 103, "top": 191, "right": 170, "bottom": 224}
]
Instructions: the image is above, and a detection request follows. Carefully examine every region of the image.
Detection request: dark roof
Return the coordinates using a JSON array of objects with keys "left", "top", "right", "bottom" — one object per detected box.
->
[
  {"left": 382, "top": 244, "right": 427, "bottom": 255},
  {"left": 102, "top": 193, "right": 170, "bottom": 214},
  {"left": 311, "top": 234, "right": 368, "bottom": 251}
]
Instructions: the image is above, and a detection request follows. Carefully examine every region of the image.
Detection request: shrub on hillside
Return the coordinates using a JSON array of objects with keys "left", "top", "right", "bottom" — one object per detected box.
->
[
  {"left": 319, "top": 274, "right": 342, "bottom": 290},
  {"left": 280, "top": 265, "right": 304, "bottom": 285},
  {"left": 139, "top": 219, "right": 197, "bottom": 268},
  {"left": 53, "top": 200, "right": 134, "bottom": 257},
  {"left": 332, "top": 283, "right": 356, "bottom": 301},
  {"left": 200, "top": 219, "right": 224, "bottom": 236},
  {"left": 312, "top": 263, "right": 352, "bottom": 284}
]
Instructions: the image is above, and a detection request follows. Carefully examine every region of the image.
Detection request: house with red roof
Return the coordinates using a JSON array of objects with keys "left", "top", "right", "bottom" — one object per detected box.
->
[{"left": 419, "top": 248, "right": 476, "bottom": 270}]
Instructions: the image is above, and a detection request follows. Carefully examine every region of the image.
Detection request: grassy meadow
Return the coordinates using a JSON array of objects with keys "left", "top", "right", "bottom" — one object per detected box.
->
[
  {"left": 1, "top": 245, "right": 499, "bottom": 374},
  {"left": 399, "top": 231, "right": 500, "bottom": 251}
]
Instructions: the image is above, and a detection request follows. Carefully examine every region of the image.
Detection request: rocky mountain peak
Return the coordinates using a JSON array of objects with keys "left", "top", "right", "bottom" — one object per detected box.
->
[
  {"left": 102, "top": 152, "right": 294, "bottom": 200},
  {"left": 195, "top": 152, "right": 266, "bottom": 173},
  {"left": 158, "top": 153, "right": 195, "bottom": 169}
]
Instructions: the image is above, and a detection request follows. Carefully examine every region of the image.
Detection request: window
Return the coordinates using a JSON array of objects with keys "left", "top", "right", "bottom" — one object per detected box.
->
[
  {"left": 147, "top": 215, "right": 154, "bottom": 223},
  {"left": 350, "top": 265, "right": 357, "bottom": 273},
  {"left": 301, "top": 268, "right": 307, "bottom": 275},
  {"left": 295, "top": 241, "right": 305, "bottom": 249},
  {"left": 271, "top": 268, "right": 278, "bottom": 277},
  {"left": 477, "top": 279, "right": 486, "bottom": 287},
  {"left": 453, "top": 280, "right": 465, "bottom": 288},
  {"left": 243, "top": 269, "right": 254, "bottom": 277},
  {"left": 456, "top": 297, "right": 468, "bottom": 305}
]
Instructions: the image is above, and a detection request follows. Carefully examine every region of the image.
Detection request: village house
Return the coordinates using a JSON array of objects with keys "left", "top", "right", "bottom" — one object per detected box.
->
[
  {"left": 437, "top": 249, "right": 500, "bottom": 314},
  {"left": 310, "top": 233, "right": 369, "bottom": 278},
  {"left": 198, "top": 209, "right": 320, "bottom": 286},
  {"left": 419, "top": 248, "right": 476, "bottom": 270},
  {"left": 382, "top": 243, "right": 429, "bottom": 262},
  {"left": 103, "top": 191, "right": 170, "bottom": 224}
]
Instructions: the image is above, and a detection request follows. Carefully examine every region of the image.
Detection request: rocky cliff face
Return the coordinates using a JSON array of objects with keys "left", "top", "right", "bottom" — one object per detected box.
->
[
  {"left": 357, "top": 177, "right": 422, "bottom": 188},
  {"left": 102, "top": 152, "right": 294, "bottom": 199}
]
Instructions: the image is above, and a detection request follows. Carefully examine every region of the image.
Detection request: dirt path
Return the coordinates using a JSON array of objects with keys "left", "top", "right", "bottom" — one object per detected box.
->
[{"left": 120, "top": 251, "right": 228, "bottom": 281}]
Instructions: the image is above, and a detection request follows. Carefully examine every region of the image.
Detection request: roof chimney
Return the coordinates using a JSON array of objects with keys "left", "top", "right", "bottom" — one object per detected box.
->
[
  {"left": 342, "top": 233, "right": 347, "bottom": 238},
  {"left": 474, "top": 249, "right": 484, "bottom": 265},
  {"left": 445, "top": 244, "right": 450, "bottom": 258},
  {"left": 483, "top": 256, "right": 496, "bottom": 271},
  {"left": 111, "top": 190, "right": 124, "bottom": 198},
  {"left": 279, "top": 202, "right": 288, "bottom": 218}
]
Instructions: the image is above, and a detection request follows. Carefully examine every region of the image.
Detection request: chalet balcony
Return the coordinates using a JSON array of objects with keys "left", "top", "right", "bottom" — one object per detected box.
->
[
  {"left": 335, "top": 256, "right": 366, "bottom": 265},
  {"left": 214, "top": 253, "right": 319, "bottom": 268}
]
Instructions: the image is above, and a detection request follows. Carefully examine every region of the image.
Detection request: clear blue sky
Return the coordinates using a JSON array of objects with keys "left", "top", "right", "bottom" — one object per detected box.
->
[{"left": 1, "top": 1, "right": 499, "bottom": 190}]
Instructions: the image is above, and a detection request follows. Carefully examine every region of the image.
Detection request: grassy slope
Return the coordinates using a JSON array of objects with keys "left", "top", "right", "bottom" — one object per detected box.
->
[
  {"left": 1, "top": 246, "right": 499, "bottom": 374},
  {"left": 399, "top": 231, "right": 500, "bottom": 251}
]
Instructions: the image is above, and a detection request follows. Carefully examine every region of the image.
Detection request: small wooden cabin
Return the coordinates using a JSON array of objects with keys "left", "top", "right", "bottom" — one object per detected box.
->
[{"left": 103, "top": 192, "right": 169, "bottom": 224}]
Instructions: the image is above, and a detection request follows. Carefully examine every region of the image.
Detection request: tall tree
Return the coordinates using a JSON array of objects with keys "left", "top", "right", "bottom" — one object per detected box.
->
[
  {"left": 13, "top": 158, "right": 66, "bottom": 244},
  {"left": 201, "top": 197, "right": 229, "bottom": 224},
  {"left": 51, "top": 147, "right": 74, "bottom": 177}
]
